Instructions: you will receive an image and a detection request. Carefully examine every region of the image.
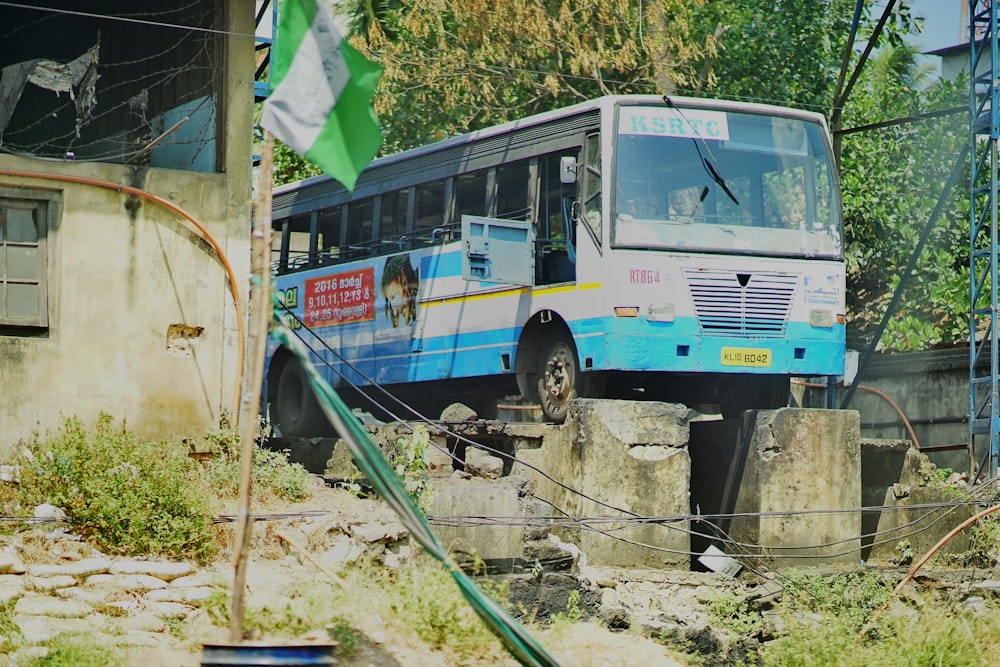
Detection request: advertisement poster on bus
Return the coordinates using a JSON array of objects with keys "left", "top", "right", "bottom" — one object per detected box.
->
[{"left": 303, "top": 267, "right": 375, "bottom": 328}]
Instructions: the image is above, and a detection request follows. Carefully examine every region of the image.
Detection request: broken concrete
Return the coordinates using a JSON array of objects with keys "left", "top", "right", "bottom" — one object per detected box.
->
[
  {"left": 514, "top": 399, "right": 692, "bottom": 570},
  {"left": 691, "top": 408, "right": 861, "bottom": 567}
]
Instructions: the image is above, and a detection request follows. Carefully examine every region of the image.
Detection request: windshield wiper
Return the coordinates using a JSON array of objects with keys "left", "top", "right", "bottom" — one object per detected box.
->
[{"left": 662, "top": 95, "right": 740, "bottom": 206}]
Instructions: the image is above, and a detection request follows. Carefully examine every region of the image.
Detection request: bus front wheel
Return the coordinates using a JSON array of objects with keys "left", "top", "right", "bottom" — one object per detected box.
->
[
  {"left": 534, "top": 331, "right": 581, "bottom": 424},
  {"left": 273, "top": 358, "right": 330, "bottom": 438}
]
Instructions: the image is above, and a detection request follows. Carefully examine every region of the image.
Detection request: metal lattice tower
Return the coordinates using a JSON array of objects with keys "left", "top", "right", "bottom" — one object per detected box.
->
[{"left": 970, "top": 0, "right": 1000, "bottom": 478}]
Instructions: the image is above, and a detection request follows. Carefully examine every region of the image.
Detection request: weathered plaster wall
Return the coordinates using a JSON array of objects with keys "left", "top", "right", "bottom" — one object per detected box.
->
[
  {"left": 796, "top": 348, "right": 973, "bottom": 473},
  {"left": 0, "top": 8, "right": 253, "bottom": 452}
]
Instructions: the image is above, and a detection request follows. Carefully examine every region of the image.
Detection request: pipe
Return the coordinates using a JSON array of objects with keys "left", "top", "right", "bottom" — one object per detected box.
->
[
  {"left": 793, "top": 379, "right": 921, "bottom": 450},
  {"left": 3, "top": 166, "right": 246, "bottom": 421},
  {"left": 857, "top": 502, "right": 1000, "bottom": 640}
]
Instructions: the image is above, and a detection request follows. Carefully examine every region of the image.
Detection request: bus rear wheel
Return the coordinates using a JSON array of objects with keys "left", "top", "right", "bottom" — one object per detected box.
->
[
  {"left": 534, "top": 331, "right": 581, "bottom": 424},
  {"left": 273, "top": 358, "right": 330, "bottom": 437}
]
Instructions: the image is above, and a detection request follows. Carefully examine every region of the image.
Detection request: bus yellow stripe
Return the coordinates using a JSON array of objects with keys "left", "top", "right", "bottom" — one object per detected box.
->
[{"left": 422, "top": 282, "right": 601, "bottom": 307}]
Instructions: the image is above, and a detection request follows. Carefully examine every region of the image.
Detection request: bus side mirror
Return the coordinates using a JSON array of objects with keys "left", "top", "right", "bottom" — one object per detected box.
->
[{"left": 560, "top": 156, "right": 578, "bottom": 184}]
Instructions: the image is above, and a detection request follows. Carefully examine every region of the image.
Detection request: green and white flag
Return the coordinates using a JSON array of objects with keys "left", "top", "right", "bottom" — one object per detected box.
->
[{"left": 261, "top": 0, "right": 382, "bottom": 192}]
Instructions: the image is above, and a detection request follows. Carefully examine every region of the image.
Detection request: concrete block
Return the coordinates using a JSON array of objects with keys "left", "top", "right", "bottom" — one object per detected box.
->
[
  {"left": 868, "top": 485, "right": 973, "bottom": 565},
  {"left": 514, "top": 399, "right": 691, "bottom": 570},
  {"left": 860, "top": 438, "right": 916, "bottom": 560},
  {"left": 572, "top": 399, "right": 691, "bottom": 448},
  {"left": 700, "top": 408, "right": 861, "bottom": 567},
  {"left": 429, "top": 476, "right": 529, "bottom": 567}
]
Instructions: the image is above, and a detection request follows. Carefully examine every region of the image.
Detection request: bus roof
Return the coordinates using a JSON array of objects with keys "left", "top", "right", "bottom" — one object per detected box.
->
[{"left": 273, "top": 94, "right": 829, "bottom": 197}]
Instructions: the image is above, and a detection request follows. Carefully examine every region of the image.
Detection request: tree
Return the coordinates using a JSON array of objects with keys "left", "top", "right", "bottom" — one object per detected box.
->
[{"left": 838, "top": 50, "right": 968, "bottom": 351}]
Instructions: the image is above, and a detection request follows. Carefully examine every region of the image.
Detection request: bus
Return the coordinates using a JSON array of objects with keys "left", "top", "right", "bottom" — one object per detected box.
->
[{"left": 265, "top": 94, "right": 845, "bottom": 437}]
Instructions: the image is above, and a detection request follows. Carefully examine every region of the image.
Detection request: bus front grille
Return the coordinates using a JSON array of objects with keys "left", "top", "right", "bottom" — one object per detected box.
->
[{"left": 683, "top": 269, "right": 797, "bottom": 336}]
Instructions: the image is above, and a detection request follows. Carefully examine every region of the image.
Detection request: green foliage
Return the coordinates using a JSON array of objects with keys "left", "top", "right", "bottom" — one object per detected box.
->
[
  {"left": 707, "top": 590, "right": 764, "bottom": 638},
  {"left": 951, "top": 514, "right": 1000, "bottom": 569},
  {"left": 389, "top": 564, "right": 503, "bottom": 659},
  {"left": 393, "top": 427, "right": 431, "bottom": 508},
  {"left": 839, "top": 64, "right": 969, "bottom": 352},
  {"left": 780, "top": 570, "right": 892, "bottom": 634},
  {"left": 892, "top": 539, "right": 914, "bottom": 567},
  {"left": 273, "top": 137, "right": 321, "bottom": 186},
  {"left": 326, "top": 618, "right": 361, "bottom": 657},
  {"left": 764, "top": 598, "right": 1000, "bottom": 666},
  {"left": 10, "top": 414, "right": 217, "bottom": 563},
  {"left": 202, "top": 422, "right": 313, "bottom": 504},
  {"left": 549, "top": 589, "right": 585, "bottom": 627}
]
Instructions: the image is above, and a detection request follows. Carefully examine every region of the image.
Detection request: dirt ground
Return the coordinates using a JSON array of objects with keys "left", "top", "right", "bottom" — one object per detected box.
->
[{"left": 236, "top": 480, "right": 693, "bottom": 667}]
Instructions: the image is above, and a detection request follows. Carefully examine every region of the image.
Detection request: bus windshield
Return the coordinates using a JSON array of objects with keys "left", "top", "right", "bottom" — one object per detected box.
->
[{"left": 613, "top": 105, "right": 841, "bottom": 258}]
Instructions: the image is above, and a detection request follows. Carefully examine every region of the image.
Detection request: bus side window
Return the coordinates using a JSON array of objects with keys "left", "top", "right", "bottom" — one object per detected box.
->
[
  {"left": 278, "top": 214, "right": 312, "bottom": 272},
  {"left": 414, "top": 179, "right": 446, "bottom": 245},
  {"left": 317, "top": 206, "right": 342, "bottom": 265},
  {"left": 379, "top": 190, "right": 409, "bottom": 252},
  {"left": 495, "top": 160, "right": 531, "bottom": 221},
  {"left": 271, "top": 218, "right": 285, "bottom": 273},
  {"left": 346, "top": 199, "right": 375, "bottom": 260},
  {"left": 581, "top": 132, "right": 601, "bottom": 244},
  {"left": 455, "top": 170, "right": 488, "bottom": 242}
]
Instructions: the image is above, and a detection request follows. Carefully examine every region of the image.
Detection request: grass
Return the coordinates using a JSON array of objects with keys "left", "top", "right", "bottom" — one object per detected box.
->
[
  {"left": 21, "top": 634, "right": 127, "bottom": 666},
  {"left": 2, "top": 414, "right": 218, "bottom": 563},
  {"left": 705, "top": 567, "right": 1000, "bottom": 667}
]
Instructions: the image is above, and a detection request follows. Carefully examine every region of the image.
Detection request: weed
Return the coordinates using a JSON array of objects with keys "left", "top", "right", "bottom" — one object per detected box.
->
[
  {"left": 764, "top": 600, "right": 1000, "bottom": 666},
  {"left": 958, "top": 514, "right": 1000, "bottom": 568},
  {"left": 24, "top": 633, "right": 127, "bottom": 666},
  {"left": 390, "top": 563, "right": 507, "bottom": 662},
  {"left": 780, "top": 569, "right": 891, "bottom": 634},
  {"left": 10, "top": 414, "right": 217, "bottom": 562},
  {"left": 202, "top": 422, "right": 313, "bottom": 505},
  {"left": 892, "top": 539, "right": 914, "bottom": 566},
  {"left": 0, "top": 599, "right": 21, "bottom": 653},
  {"left": 202, "top": 588, "right": 231, "bottom": 627},
  {"left": 549, "top": 589, "right": 586, "bottom": 627},
  {"left": 164, "top": 615, "right": 186, "bottom": 637},
  {"left": 707, "top": 590, "right": 763, "bottom": 638},
  {"left": 325, "top": 618, "right": 360, "bottom": 656},
  {"left": 393, "top": 427, "right": 431, "bottom": 509}
]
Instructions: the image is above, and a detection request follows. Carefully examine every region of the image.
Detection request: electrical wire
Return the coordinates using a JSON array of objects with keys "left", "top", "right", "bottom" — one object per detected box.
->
[
  {"left": 274, "top": 307, "right": 1000, "bottom": 564},
  {"left": 0, "top": 2, "right": 254, "bottom": 37},
  {"left": 858, "top": 502, "right": 1000, "bottom": 640}
]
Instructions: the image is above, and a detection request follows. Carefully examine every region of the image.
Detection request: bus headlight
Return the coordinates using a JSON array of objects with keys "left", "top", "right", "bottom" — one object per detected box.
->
[
  {"left": 809, "top": 309, "right": 834, "bottom": 328},
  {"left": 648, "top": 303, "right": 675, "bottom": 322}
]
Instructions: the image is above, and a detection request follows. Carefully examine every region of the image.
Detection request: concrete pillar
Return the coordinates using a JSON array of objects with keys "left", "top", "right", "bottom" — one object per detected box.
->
[
  {"left": 429, "top": 476, "right": 529, "bottom": 571},
  {"left": 515, "top": 399, "right": 691, "bottom": 570},
  {"left": 693, "top": 408, "right": 861, "bottom": 567}
]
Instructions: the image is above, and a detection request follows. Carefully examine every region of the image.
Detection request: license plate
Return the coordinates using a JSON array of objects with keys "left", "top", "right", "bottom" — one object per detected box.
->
[{"left": 721, "top": 347, "right": 772, "bottom": 367}]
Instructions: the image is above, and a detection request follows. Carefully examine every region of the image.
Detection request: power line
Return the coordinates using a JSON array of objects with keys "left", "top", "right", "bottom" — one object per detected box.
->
[{"left": 0, "top": 1, "right": 255, "bottom": 38}]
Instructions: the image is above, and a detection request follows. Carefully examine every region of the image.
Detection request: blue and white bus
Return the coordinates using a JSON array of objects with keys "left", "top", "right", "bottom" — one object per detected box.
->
[{"left": 266, "top": 95, "right": 845, "bottom": 436}]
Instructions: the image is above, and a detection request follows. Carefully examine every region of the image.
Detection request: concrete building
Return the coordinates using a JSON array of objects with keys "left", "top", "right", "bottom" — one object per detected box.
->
[{"left": 0, "top": 3, "right": 255, "bottom": 452}]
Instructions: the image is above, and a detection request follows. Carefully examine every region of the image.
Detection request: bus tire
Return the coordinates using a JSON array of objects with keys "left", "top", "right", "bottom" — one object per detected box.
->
[
  {"left": 273, "top": 358, "right": 329, "bottom": 438},
  {"left": 534, "top": 330, "right": 581, "bottom": 424}
]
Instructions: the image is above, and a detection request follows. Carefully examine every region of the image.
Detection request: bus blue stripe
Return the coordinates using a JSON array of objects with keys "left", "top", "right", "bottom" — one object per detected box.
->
[{"left": 319, "top": 316, "right": 845, "bottom": 386}]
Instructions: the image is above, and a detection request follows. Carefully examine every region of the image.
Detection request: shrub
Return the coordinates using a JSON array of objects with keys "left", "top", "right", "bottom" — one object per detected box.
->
[
  {"left": 201, "top": 422, "right": 312, "bottom": 504},
  {"left": 9, "top": 414, "right": 218, "bottom": 563}
]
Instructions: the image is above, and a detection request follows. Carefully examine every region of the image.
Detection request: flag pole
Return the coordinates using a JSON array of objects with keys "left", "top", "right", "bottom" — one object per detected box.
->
[{"left": 230, "top": 130, "right": 275, "bottom": 641}]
